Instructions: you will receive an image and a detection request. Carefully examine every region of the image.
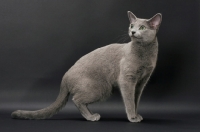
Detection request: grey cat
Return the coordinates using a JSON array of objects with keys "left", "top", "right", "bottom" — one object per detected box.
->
[{"left": 11, "top": 11, "right": 162, "bottom": 122}]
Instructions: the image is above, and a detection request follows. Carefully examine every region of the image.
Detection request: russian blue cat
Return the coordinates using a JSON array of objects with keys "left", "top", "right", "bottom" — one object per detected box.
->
[{"left": 11, "top": 11, "right": 162, "bottom": 122}]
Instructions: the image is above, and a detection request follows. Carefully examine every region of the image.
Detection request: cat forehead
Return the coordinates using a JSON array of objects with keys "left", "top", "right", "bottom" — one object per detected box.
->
[{"left": 131, "top": 18, "right": 148, "bottom": 26}]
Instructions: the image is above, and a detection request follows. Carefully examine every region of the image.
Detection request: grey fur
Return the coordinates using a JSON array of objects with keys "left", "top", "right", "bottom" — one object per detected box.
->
[{"left": 11, "top": 11, "right": 162, "bottom": 122}]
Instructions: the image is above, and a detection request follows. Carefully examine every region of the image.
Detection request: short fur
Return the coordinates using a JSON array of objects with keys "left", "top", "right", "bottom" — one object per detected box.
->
[{"left": 11, "top": 11, "right": 162, "bottom": 122}]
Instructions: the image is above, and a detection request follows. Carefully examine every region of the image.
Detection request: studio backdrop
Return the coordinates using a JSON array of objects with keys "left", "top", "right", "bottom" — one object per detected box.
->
[{"left": 0, "top": 0, "right": 199, "bottom": 113}]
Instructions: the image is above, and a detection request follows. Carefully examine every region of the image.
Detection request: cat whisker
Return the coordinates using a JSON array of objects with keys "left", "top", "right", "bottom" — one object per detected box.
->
[
  {"left": 113, "top": 34, "right": 128, "bottom": 42},
  {"left": 113, "top": 29, "right": 130, "bottom": 43},
  {"left": 121, "top": 36, "right": 130, "bottom": 43},
  {"left": 116, "top": 34, "right": 130, "bottom": 43},
  {"left": 118, "top": 29, "right": 128, "bottom": 33}
]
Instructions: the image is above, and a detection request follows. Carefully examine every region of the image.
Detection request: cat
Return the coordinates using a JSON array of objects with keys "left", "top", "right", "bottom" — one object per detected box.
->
[{"left": 11, "top": 11, "right": 162, "bottom": 122}]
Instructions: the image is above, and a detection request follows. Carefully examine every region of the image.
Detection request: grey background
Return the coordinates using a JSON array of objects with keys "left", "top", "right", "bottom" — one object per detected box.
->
[{"left": 0, "top": 0, "right": 200, "bottom": 132}]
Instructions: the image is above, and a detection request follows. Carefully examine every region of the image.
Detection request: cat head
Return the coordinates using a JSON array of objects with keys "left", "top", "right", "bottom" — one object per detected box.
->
[{"left": 127, "top": 11, "right": 162, "bottom": 44}]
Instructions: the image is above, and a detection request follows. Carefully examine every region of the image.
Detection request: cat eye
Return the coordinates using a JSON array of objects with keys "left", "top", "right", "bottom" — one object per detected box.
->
[
  {"left": 130, "top": 24, "right": 134, "bottom": 28},
  {"left": 139, "top": 25, "right": 146, "bottom": 30}
]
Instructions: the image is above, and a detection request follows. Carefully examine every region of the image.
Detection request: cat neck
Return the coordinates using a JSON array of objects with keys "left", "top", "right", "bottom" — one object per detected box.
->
[
  {"left": 130, "top": 37, "right": 158, "bottom": 48},
  {"left": 126, "top": 37, "right": 158, "bottom": 58}
]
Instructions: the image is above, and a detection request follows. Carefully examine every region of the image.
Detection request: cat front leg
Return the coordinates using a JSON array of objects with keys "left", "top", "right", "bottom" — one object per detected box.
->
[
  {"left": 134, "top": 74, "right": 151, "bottom": 121},
  {"left": 135, "top": 69, "right": 154, "bottom": 121},
  {"left": 119, "top": 74, "right": 142, "bottom": 123}
]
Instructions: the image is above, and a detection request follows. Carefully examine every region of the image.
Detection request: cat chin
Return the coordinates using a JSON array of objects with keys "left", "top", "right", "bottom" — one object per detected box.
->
[
  {"left": 129, "top": 35, "right": 142, "bottom": 39},
  {"left": 134, "top": 37, "right": 142, "bottom": 39},
  {"left": 130, "top": 36, "right": 143, "bottom": 41}
]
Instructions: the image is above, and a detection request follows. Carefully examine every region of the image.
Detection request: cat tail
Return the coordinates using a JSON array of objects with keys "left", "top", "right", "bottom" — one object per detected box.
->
[{"left": 11, "top": 80, "right": 69, "bottom": 119}]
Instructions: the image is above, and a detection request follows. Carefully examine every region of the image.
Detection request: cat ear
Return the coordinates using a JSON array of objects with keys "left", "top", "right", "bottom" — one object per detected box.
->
[
  {"left": 147, "top": 13, "right": 162, "bottom": 30},
  {"left": 127, "top": 11, "right": 137, "bottom": 23}
]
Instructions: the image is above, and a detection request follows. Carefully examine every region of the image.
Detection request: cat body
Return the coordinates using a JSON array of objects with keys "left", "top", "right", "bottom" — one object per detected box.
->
[{"left": 11, "top": 11, "right": 162, "bottom": 122}]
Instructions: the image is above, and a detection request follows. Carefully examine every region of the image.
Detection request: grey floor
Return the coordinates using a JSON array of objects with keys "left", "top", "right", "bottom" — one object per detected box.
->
[{"left": 1, "top": 103, "right": 200, "bottom": 132}]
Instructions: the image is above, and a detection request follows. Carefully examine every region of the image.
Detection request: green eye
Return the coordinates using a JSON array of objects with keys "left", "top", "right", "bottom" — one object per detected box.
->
[
  {"left": 139, "top": 25, "right": 146, "bottom": 30},
  {"left": 130, "top": 24, "right": 134, "bottom": 28}
]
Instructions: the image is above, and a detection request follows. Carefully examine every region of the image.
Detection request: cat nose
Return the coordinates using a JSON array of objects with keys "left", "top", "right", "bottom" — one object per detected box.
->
[{"left": 132, "top": 31, "right": 136, "bottom": 35}]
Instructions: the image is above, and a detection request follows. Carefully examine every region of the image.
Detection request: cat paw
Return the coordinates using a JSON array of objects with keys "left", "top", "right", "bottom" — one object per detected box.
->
[
  {"left": 137, "top": 114, "right": 143, "bottom": 121},
  {"left": 11, "top": 110, "right": 21, "bottom": 118},
  {"left": 128, "top": 114, "right": 143, "bottom": 123},
  {"left": 86, "top": 113, "right": 101, "bottom": 121}
]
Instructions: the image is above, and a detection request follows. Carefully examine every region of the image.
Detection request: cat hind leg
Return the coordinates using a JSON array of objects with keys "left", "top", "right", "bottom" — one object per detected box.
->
[
  {"left": 70, "top": 78, "right": 111, "bottom": 121},
  {"left": 72, "top": 95, "right": 101, "bottom": 121}
]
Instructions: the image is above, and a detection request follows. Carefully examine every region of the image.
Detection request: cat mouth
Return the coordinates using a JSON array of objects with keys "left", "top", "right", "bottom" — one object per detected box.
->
[{"left": 132, "top": 36, "right": 142, "bottom": 39}]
